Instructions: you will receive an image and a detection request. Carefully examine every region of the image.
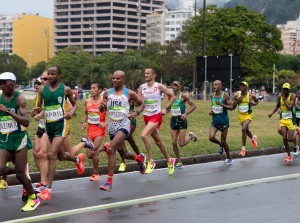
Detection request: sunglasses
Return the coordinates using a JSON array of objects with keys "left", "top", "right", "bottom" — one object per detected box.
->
[
  {"left": 34, "top": 82, "right": 41, "bottom": 85},
  {"left": 172, "top": 83, "right": 179, "bottom": 86},
  {"left": 41, "top": 78, "right": 49, "bottom": 81}
]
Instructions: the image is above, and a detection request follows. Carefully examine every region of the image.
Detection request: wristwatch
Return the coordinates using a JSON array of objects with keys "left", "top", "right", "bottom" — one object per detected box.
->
[{"left": 6, "top": 108, "right": 11, "bottom": 113}]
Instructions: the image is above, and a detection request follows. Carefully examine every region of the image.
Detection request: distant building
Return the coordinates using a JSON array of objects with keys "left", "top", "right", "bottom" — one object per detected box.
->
[
  {"left": 54, "top": 0, "right": 165, "bottom": 55},
  {"left": 277, "top": 14, "right": 300, "bottom": 55},
  {"left": 146, "top": 9, "right": 166, "bottom": 45},
  {"left": 146, "top": 8, "right": 194, "bottom": 45},
  {"left": 0, "top": 14, "right": 54, "bottom": 66},
  {"left": 164, "top": 9, "right": 194, "bottom": 44}
]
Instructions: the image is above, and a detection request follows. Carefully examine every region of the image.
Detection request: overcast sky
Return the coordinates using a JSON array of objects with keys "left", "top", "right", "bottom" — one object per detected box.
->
[{"left": 1, "top": 0, "right": 54, "bottom": 18}]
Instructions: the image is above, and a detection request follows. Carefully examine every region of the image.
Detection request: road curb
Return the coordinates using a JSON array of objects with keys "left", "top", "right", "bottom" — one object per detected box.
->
[{"left": 6, "top": 147, "right": 283, "bottom": 186}]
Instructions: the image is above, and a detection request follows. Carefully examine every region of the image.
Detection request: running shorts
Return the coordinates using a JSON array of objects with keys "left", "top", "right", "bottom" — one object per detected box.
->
[
  {"left": 280, "top": 119, "right": 296, "bottom": 131},
  {"left": 143, "top": 113, "right": 163, "bottom": 129},
  {"left": 88, "top": 124, "right": 106, "bottom": 141}
]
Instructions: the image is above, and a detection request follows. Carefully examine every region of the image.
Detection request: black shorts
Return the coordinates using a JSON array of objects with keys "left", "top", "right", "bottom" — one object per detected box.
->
[
  {"left": 211, "top": 121, "right": 229, "bottom": 132},
  {"left": 170, "top": 117, "right": 187, "bottom": 130},
  {"left": 109, "top": 128, "right": 130, "bottom": 140},
  {"left": 36, "top": 127, "right": 46, "bottom": 138}
]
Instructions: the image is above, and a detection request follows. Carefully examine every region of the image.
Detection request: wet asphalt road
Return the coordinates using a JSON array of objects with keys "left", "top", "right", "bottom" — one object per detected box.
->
[{"left": 1, "top": 153, "right": 300, "bottom": 223}]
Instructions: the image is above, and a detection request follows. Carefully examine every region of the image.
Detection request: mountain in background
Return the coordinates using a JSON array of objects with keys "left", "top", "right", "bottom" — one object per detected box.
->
[{"left": 224, "top": 0, "right": 300, "bottom": 25}]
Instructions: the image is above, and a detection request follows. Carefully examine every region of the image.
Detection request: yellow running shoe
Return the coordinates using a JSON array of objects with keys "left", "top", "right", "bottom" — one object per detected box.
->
[
  {"left": 145, "top": 161, "right": 156, "bottom": 174},
  {"left": 118, "top": 162, "right": 126, "bottom": 172},
  {"left": 21, "top": 196, "right": 40, "bottom": 212},
  {"left": 168, "top": 158, "right": 176, "bottom": 175},
  {"left": 0, "top": 179, "right": 8, "bottom": 189}
]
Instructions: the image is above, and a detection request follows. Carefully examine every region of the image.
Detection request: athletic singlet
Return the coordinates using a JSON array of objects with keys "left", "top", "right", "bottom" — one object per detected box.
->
[
  {"left": 237, "top": 92, "right": 252, "bottom": 114},
  {"left": 141, "top": 82, "right": 161, "bottom": 116},
  {"left": 0, "top": 92, "right": 26, "bottom": 134},
  {"left": 171, "top": 92, "right": 186, "bottom": 116},
  {"left": 280, "top": 93, "right": 294, "bottom": 120},
  {"left": 86, "top": 97, "right": 106, "bottom": 125},
  {"left": 211, "top": 91, "right": 228, "bottom": 122},
  {"left": 42, "top": 84, "right": 66, "bottom": 123},
  {"left": 107, "top": 88, "right": 130, "bottom": 135}
]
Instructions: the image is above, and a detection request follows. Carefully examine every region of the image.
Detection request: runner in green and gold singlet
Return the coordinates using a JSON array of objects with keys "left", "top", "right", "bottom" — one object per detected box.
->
[
  {"left": 0, "top": 72, "right": 39, "bottom": 212},
  {"left": 33, "top": 66, "right": 85, "bottom": 201}
]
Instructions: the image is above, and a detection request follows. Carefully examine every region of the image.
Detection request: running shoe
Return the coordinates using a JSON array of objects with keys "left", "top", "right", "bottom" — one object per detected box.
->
[
  {"left": 103, "top": 142, "right": 109, "bottom": 157},
  {"left": 90, "top": 173, "right": 100, "bottom": 181},
  {"left": 37, "top": 187, "right": 51, "bottom": 201},
  {"left": 0, "top": 179, "right": 8, "bottom": 189},
  {"left": 175, "top": 162, "right": 183, "bottom": 169},
  {"left": 284, "top": 155, "right": 292, "bottom": 162},
  {"left": 81, "top": 136, "right": 95, "bottom": 151},
  {"left": 168, "top": 158, "right": 176, "bottom": 175},
  {"left": 251, "top": 135, "right": 257, "bottom": 148},
  {"left": 223, "top": 158, "right": 233, "bottom": 165},
  {"left": 21, "top": 196, "right": 40, "bottom": 212},
  {"left": 118, "top": 162, "right": 126, "bottom": 172},
  {"left": 76, "top": 153, "right": 85, "bottom": 175},
  {"left": 145, "top": 161, "right": 156, "bottom": 174},
  {"left": 25, "top": 163, "right": 31, "bottom": 180},
  {"left": 34, "top": 182, "right": 47, "bottom": 193},
  {"left": 99, "top": 182, "right": 112, "bottom": 191},
  {"left": 239, "top": 149, "right": 246, "bottom": 157},
  {"left": 293, "top": 147, "right": 299, "bottom": 156},
  {"left": 22, "top": 187, "right": 29, "bottom": 201},
  {"left": 219, "top": 146, "right": 224, "bottom": 155},
  {"left": 188, "top": 132, "right": 198, "bottom": 142},
  {"left": 137, "top": 153, "right": 146, "bottom": 174}
]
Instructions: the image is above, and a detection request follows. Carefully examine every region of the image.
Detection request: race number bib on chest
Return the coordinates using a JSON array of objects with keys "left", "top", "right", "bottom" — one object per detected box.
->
[
  {"left": 144, "top": 99, "right": 158, "bottom": 113},
  {"left": 238, "top": 103, "right": 249, "bottom": 113},
  {"left": 212, "top": 105, "right": 223, "bottom": 114},
  {"left": 109, "top": 106, "right": 127, "bottom": 121},
  {"left": 282, "top": 111, "right": 292, "bottom": 119},
  {"left": 44, "top": 104, "right": 64, "bottom": 123},
  {"left": 171, "top": 104, "right": 181, "bottom": 116},
  {"left": 0, "top": 116, "right": 18, "bottom": 134},
  {"left": 88, "top": 112, "right": 100, "bottom": 124}
]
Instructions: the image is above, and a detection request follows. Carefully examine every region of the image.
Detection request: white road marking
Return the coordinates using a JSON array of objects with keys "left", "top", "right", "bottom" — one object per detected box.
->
[{"left": 6, "top": 172, "right": 300, "bottom": 223}]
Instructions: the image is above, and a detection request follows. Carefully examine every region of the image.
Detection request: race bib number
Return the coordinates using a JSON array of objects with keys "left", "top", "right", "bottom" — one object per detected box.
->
[
  {"left": 212, "top": 105, "right": 223, "bottom": 114},
  {"left": 109, "top": 106, "right": 127, "bottom": 121},
  {"left": 88, "top": 112, "right": 100, "bottom": 124},
  {"left": 238, "top": 104, "right": 249, "bottom": 113},
  {"left": 171, "top": 105, "right": 181, "bottom": 116},
  {"left": 144, "top": 99, "right": 158, "bottom": 113},
  {"left": 0, "top": 116, "right": 18, "bottom": 134},
  {"left": 44, "top": 104, "right": 64, "bottom": 123},
  {"left": 282, "top": 111, "right": 292, "bottom": 119},
  {"left": 296, "top": 111, "right": 300, "bottom": 118}
]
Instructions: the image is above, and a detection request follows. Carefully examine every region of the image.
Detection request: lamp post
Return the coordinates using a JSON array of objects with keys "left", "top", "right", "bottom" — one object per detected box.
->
[
  {"left": 89, "top": 19, "right": 95, "bottom": 56},
  {"left": 272, "top": 64, "right": 276, "bottom": 94},
  {"left": 229, "top": 54, "right": 233, "bottom": 100},
  {"left": 29, "top": 53, "right": 33, "bottom": 87},
  {"left": 136, "top": 1, "right": 142, "bottom": 50},
  {"left": 44, "top": 25, "right": 49, "bottom": 62}
]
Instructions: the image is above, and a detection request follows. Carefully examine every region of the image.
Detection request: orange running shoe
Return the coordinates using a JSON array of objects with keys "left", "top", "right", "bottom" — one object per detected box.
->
[
  {"left": 76, "top": 153, "right": 85, "bottom": 175},
  {"left": 251, "top": 135, "right": 257, "bottom": 148},
  {"left": 239, "top": 149, "right": 246, "bottom": 157},
  {"left": 37, "top": 188, "right": 51, "bottom": 201},
  {"left": 90, "top": 174, "right": 100, "bottom": 181},
  {"left": 284, "top": 155, "right": 292, "bottom": 162}
]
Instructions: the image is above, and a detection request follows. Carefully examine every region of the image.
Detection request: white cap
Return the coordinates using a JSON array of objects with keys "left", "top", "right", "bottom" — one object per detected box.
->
[
  {"left": 0, "top": 72, "right": 16, "bottom": 81},
  {"left": 75, "top": 86, "right": 79, "bottom": 89}
]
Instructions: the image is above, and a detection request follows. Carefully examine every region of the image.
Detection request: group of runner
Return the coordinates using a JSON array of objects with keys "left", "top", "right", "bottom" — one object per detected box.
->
[
  {"left": 0, "top": 67, "right": 199, "bottom": 212},
  {"left": 0, "top": 66, "right": 298, "bottom": 212}
]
